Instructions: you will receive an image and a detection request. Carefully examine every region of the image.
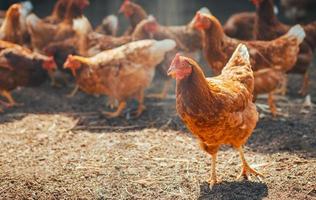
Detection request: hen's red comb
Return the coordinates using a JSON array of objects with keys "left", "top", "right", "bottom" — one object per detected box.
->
[
  {"left": 251, "top": 0, "right": 261, "bottom": 6},
  {"left": 119, "top": 0, "right": 130, "bottom": 13},
  {"left": 196, "top": 12, "right": 202, "bottom": 20}
]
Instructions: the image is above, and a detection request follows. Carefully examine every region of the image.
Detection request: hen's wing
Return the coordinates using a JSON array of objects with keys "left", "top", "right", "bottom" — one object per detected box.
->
[
  {"left": 208, "top": 44, "right": 254, "bottom": 113},
  {"left": 207, "top": 44, "right": 256, "bottom": 128}
]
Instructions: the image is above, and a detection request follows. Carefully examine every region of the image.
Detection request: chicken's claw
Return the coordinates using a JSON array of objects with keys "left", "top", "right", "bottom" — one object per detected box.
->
[
  {"left": 66, "top": 85, "right": 79, "bottom": 98},
  {"left": 135, "top": 104, "right": 146, "bottom": 117},
  {"left": 106, "top": 97, "right": 118, "bottom": 109},
  {"left": 237, "top": 164, "right": 264, "bottom": 181},
  {"left": 0, "top": 90, "right": 23, "bottom": 108},
  {"left": 237, "top": 146, "right": 264, "bottom": 181},
  {"left": 102, "top": 101, "right": 126, "bottom": 119}
]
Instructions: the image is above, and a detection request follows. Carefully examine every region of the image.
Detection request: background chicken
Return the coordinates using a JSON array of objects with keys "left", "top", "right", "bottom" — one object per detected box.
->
[
  {"left": 43, "top": 15, "right": 159, "bottom": 93},
  {"left": 26, "top": 0, "right": 91, "bottom": 52},
  {"left": 168, "top": 44, "right": 262, "bottom": 186},
  {"left": 63, "top": 39, "right": 176, "bottom": 118},
  {"left": 253, "top": 0, "right": 316, "bottom": 96},
  {"left": 280, "top": 0, "right": 316, "bottom": 23},
  {"left": 43, "top": 0, "right": 69, "bottom": 24},
  {"left": 75, "top": 16, "right": 158, "bottom": 57},
  {"left": 134, "top": 8, "right": 210, "bottom": 99},
  {"left": 223, "top": 4, "right": 279, "bottom": 40},
  {"left": 0, "top": 2, "right": 32, "bottom": 46},
  {"left": 193, "top": 12, "right": 305, "bottom": 116},
  {"left": 223, "top": 12, "right": 256, "bottom": 40},
  {"left": 0, "top": 40, "right": 56, "bottom": 110},
  {"left": 95, "top": 14, "right": 119, "bottom": 36},
  {"left": 119, "top": 0, "right": 148, "bottom": 35}
]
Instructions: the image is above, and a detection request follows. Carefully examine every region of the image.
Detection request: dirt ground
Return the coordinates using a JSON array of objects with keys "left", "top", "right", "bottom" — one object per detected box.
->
[{"left": 0, "top": 64, "right": 316, "bottom": 200}]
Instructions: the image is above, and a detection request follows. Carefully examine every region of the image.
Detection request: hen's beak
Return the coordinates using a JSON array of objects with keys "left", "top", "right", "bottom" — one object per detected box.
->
[
  {"left": 64, "top": 64, "right": 77, "bottom": 77},
  {"left": 167, "top": 66, "right": 177, "bottom": 78}
]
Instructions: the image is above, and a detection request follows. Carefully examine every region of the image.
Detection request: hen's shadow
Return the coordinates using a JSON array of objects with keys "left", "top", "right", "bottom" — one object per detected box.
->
[{"left": 198, "top": 181, "right": 268, "bottom": 200}]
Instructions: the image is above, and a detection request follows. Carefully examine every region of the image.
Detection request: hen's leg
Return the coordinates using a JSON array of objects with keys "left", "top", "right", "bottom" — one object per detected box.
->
[
  {"left": 299, "top": 71, "right": 309, "bottom": 96},
  {"left": 66, "top": 85, "right": 79, "bottom": 98},
  {"left": 102, "top": 101, "right": 126, "bottom": 118},
  {"left": 0, "top": 90, "right": 21, "bottom": 107},
  {"left": 278, "top": 75, "right": 288, "bottom": 96},
  {"left": 237, "top": 146, "right": 263, "bottom": 180},
  {"left": 209, "top": 153, "right": 218, "bottom": 186},
  {"left": 135, "top": 90, "right": 146, "bottom": 117},
  {"left": 200, "top": 142, "right": 219, "bottom": 186},
  {"left": 268, "top": 92, "right": 277, "bottom": 117},
  {"left": 48, "top": 70, "right": 60, "bottom": 87},
  {"left": 147, "top": 79, "right": 171, "bottom": 99}
]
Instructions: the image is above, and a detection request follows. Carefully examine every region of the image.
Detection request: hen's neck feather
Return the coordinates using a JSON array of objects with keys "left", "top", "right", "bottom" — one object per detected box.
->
[
  {"left": 1, "top": 12, "right": 20, "bottom": 38},
  {"left": 202, "top": 16, "right": 227, "bottom": 68},
  {"left": 130, "top": 5, "right": 148, "bottom": 28},
  {"left": 177, "top": 64, "right": 216, "bottom": 103},
  {"left": 257, "top": 0, "right": 278, "bottom": 25}
]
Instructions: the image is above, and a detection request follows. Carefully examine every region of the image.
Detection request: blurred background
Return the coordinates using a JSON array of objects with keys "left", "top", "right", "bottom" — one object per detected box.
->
[{"left": 1, "top": 0, "right": 316, "bottom": 29}]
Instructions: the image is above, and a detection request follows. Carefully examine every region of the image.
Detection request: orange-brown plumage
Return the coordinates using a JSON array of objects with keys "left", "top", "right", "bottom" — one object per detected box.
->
[
  {"left": 194, "top": 12, "right": 304, "bottom": 75},
  {"left": 193, "top": 12, "right": 305, "bottom": 115},
  {"left": 63, "top": 39, "right": 176, "bottom": 118},
  {"left": 0, "top": 4, "right": 23, "bottom": 44},
  {"left": 169, "top": 44, "right": 262, "bottom": 184},
  {"left": 224, "top": 12, "right": 256, "bottom": 40},
  {"left": 119, "top": 0, "right": 148, "bottom": 35},
  {"left": 43, "top": 0, "right": 69, "bottom": 24},
  {"left": 26, "top": 0, "right": 90, "bottom": 52},
  {"left": 0, "top": 40, "right": 56, "bottom": 109},
  {"left": 253, "top": 0, "right": 316, "bottom": 95}
]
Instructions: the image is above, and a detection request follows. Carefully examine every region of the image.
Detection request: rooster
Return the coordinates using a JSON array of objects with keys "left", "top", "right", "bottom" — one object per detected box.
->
[
  {"left": 168, "top": 44, "right": 262, "bottom": 186},
  {"left": 63, "top": 39, "right": 176, "bottom": 118}
]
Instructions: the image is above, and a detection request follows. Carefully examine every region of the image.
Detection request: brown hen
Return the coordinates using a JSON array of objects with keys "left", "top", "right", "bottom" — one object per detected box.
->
[
  {"left": 253, "top": 0, "right": 316, "bottom": 95},
  {"left": 169, "top": 44, "right": 262, "bottom": 185},
  {"left": 64, "top": 39, "right": 176, "bottom": 118},
  {"left": 193, "top": 12, "right": 305, "bottom": 116}
]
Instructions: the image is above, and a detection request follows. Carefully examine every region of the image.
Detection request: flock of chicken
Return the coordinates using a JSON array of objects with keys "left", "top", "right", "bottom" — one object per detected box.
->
[{"left": 0, "top": 0, "right": 315, "bottom": 185}]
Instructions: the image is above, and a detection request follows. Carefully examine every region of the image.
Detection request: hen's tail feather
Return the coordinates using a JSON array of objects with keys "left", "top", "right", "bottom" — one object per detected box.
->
[
  {"left": 225, "top": 43, "right": 250, "bottom": 69},
  {"left": 73, "top": 16, "right": 93, "bottom": 35},
  {"left": 222, "top": 44, "right": 254, "bottom": 92},
  {"left": 286, "top": 24, "right": 305, "bottom": 44},
  {"left": 26, "top": 13, "right": 40, "bottom": 28},
  {"left": 150, "top": 39, "right": 176, "bottom": 54}
]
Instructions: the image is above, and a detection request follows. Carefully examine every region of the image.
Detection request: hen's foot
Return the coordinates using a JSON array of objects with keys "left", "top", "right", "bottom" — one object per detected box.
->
[
  {"left": 146, "top": 92, "right": 167, "bottom": 100},
  {"left": 102, "top": 111, "right": 121, "bottom": 118},
  {"left": 299, "top": 72, "right": 309, "bottom": 96},
  {"left": 0, "top": 91, "right": 23, "bottom": 108},
  {"left": 237, "top": 163, "right": 264, "bottom": 181},
  {"left": 51, "top": 79, "right": 62, "bottom": 88},
  {"left": 66, "top": 85, "right": 79, "bottom": 98},
  {"left": 102, "top": 101, "right": 126, "bottom": 119},
  {"left": 208, "top": 177, "right": 218, "bottom": 189},
  {"left": 106, "top": 97, "right": 118, "bottom": 109},
  {"left": 237, "top": 146, "right": 264, "bottom": 181},
  {"left": 134, "top": 104, "right": 146, "bottom": 117},
  {"left": 302, "top": 94, "right": 313, "bottom": 108}
]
